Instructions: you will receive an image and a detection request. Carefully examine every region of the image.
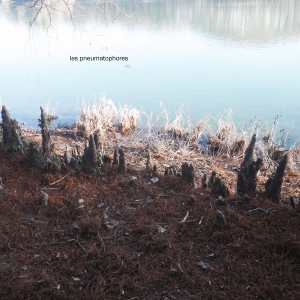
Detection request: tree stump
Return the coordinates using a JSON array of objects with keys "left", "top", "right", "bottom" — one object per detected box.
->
[
  {"left": 28, "top": 142, "right": 47, "bottom": 168},
  {"left": 265, "top": 154, "right": 287, "bottom": 203},
  {"left": 237, "top": 134, "right": 262, "bottom": 193},
  {"left": 181, "top": 162, "right": 195, "bottom": 186},
  {"left": 39, "top": 107, "right": 51, "bottom": 154},
  {"left": 1, "top": 105, "right": 23, "bottom": 148},
  {"left": 82, "top": 134, "right": 97, "bottom": 174}
]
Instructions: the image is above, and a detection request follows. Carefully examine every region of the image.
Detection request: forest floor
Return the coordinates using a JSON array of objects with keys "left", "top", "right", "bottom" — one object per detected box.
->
[{"left": 1, "top": 127, "right": 300, "bottom": 300}]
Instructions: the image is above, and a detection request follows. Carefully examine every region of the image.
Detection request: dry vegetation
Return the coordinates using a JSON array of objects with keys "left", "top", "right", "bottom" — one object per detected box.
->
[{"left": 1, "top": 99, "right": 300, "bottom": 299}]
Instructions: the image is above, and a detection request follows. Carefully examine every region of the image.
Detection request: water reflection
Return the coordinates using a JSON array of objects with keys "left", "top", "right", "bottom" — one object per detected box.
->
[
  {"left": 2, "top": 0, "right": 300, "bottom": 42},
  {"left": 1, "top": 0, "right": 300, "bottom": 144}
]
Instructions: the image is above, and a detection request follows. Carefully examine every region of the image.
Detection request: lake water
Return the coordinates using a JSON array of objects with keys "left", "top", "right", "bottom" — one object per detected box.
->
[{"left": 1, "top": 0, "right": 300, "bottom": 145}]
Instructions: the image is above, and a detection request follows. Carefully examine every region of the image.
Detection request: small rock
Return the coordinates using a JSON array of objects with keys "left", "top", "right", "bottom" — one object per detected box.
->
[
  {"left": 157, "top": 226, "right": 166, "bottom": 234},
  {"left": 187, "top": 195, "right": 196, "bottom": 205},
  {"left": 215, "top": 210, "right": 226, "bottom": 228},
  {"left": 39, "top": 191, "right": 48, "bottom": 207},
  {"left": 150, "top": 177, "right": 159, "bottom": 184},
  {"left": 78, "top": 199, "right": 84, "bottom": 203},
  {"left": 197, "top": 261, "right": 215, "bottom": 270}
]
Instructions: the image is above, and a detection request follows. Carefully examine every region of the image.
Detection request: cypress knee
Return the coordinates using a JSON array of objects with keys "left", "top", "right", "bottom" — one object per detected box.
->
[
  {"left": 1, "top": 105, "right": 23, "bottom": 148},
  {"left": 181, "top": 162, "right": 195, "bottom": 186},
  {"left": 39, "top": 107, "right": 51, "bottom": 154},
  {"left": 265, "top": 154, "right": 287, "bottom": 203},
  {"left": 237, "top": 134, "right": 262, "bottom": 193},
  {"left": 118, "top": 148, "right": 127, "bottom": 173},
  {"left": 82, "top": 134, "right": 97, "bottom": 174}
]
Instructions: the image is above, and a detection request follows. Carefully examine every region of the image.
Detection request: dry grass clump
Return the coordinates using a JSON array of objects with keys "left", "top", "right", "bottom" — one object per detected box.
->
[
  {"left": 76, "top": 98, "right": 298, "bottom": 172},
  {"left": 77, "top": 97, "right": 140, "bottom": 138},
  {"left": 205, "top": 109, "right": 248, "bottom": 156}
]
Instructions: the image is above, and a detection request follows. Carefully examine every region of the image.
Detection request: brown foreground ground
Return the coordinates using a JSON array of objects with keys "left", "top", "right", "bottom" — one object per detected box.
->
[{"left": 1, "top": 128, "right": 300, "bottom": 300}]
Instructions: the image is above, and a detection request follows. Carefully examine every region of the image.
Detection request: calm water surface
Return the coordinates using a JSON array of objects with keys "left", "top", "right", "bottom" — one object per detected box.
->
[{"left": 1, "top": 0, "right": 300, "bottom": 144}]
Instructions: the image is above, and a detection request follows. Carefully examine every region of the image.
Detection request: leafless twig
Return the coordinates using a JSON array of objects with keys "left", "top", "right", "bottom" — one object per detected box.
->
[{"left": 49, "top": 173, "right": 70, "bottom": 186}]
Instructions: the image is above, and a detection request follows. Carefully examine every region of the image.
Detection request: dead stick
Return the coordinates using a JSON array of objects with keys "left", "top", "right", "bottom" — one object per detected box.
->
[
  {"left": 98, "top": 231, "right": 107, "bottom": 256},
  {"left": 180, "top": 211, "right": 189, "bottom": 223},
  {"left": 164, "top": 200, "right": 168, "bottom": 211},
  {"left": 36, "top": 238, "right": 85, "bottom": 250},
  {"left": 49, "top": 173, "right": 70, "bottom": 186}
]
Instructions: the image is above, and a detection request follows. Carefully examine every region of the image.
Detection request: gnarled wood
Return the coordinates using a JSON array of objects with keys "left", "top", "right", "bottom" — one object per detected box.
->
[
  {"left": 113, "top": 148, "right": 119, "bottom": 165},
  {"left": 82, "top": 134, "right": 97, "bottom": 174},
  {"left": 39, "top": 107, "right": 51, "bottom": 154},
  {"left": 237, "top": 134, "right": 262, "bottom": 193},
  {"left": 146, "top": 150, "right": 152, "bottom": 170},
  {"left": 211, "top": 177, "right": 230, "bottom": 197},
  {"left": 181, "top": 162, "right": 195, "bottom": 186},
  {"left": 265, "top": 154, "right": 287, "bottom": 203},
  {"left": 118, "top": 148, "right": 127, "bottom": 173},
  {"left": 28, "top": 141, "right": 46, "bottom": 168},
  {"left": 1, "top": 105, "right": 23, "bottom": 148}
]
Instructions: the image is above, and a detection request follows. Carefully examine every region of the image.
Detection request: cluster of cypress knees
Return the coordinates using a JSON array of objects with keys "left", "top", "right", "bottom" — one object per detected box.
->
[{"left": 0, "top": 105, "right": 289, "bottom": 205}]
